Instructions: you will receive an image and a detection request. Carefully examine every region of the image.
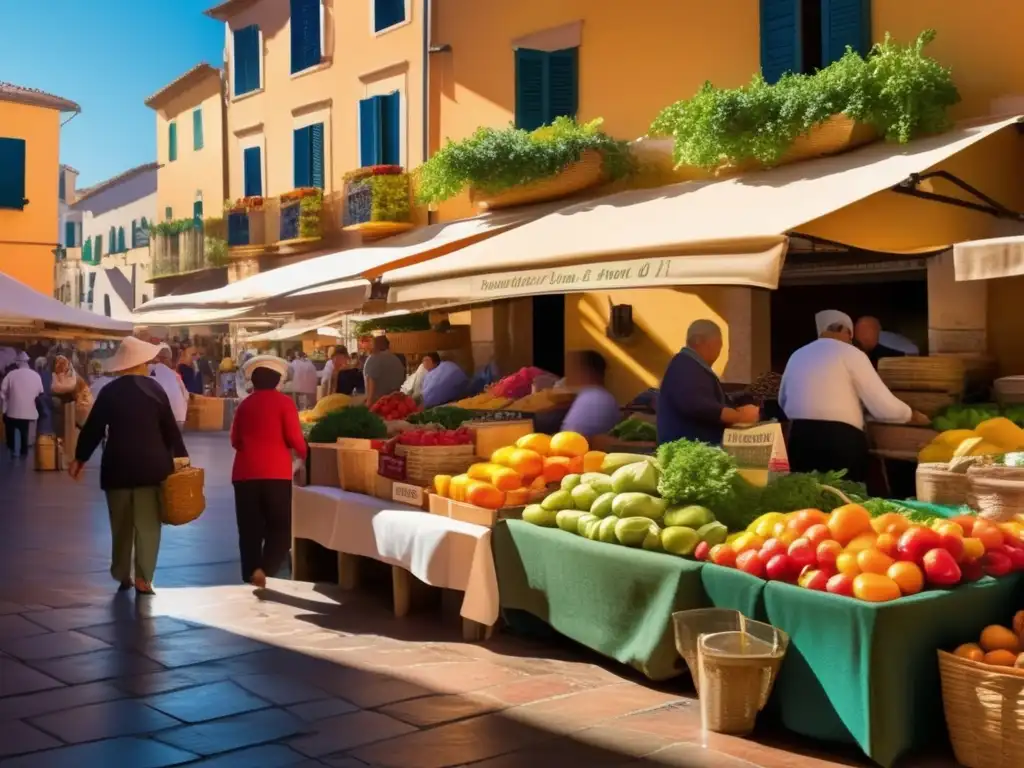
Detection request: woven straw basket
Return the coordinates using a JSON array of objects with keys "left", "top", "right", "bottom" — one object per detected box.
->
[
  {"left": 471, "top": 150, "right": 604, "bottom": 210},
  {"left": 916, "top": 462, "right": 972, "bottom": 506},
  {"left": 894, "top": 391, "right": 955, "bottom": 418},
  {"left": 395, "top": 443, "right": 476, "bottom": 487},
  {"left": 938, "top": 650, "right": 1024, "bottom": 768},
  {"left": 161, "top": 466, "right": 206, "bottom": 526},
  {"left": 879, "top": 356, "right": 966, "bottom": 394},
  {"left": 967, "top": 464, "right": 1024, "bottom": 522}
]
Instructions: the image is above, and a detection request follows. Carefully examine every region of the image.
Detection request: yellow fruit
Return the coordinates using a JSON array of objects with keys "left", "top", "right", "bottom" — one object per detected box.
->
[
  {"left": 730, "top": 533, "right": 764, "bottom": 554},
  {"left": 932, "top": 521, "right": 964, "bottom": 538},
  {"left": 490, "top": 446, "right": 517, "bottom": 466},
  {"left": 974, "top": 417, "right": 1024, "bottom": 452},
  {"left": 582, "top": 451, "right": 606, "bottom": 473},
  {"left": 937, "top": 429, "right": 981, "bottom": 448},
  {"left": 549, "top": 432, "right": 589, "bottom": 458},
  {"left": 845, "top": 533, "right": 879, "bottom": 553},
  {"left": 747, "top": 512, "right": 786, "bottom": 534},
  {"left": 962, "top": 537, "right": 986, "bottom": 560},
  {"left": 515, "top": 433, "right": 552, "bottom": 456},
  {"left": 953, "top": 643, "right": 985, "bottom": 662},
  {"left": 852, "top": 574, "right": 901, "bottom": 602},
  {"left": 983, "top": 649, "right": 1018, "bottom": 667},
  {"left": 836, "top": 552, "right": 861, "bottom": 576},
  {"left": 918, "top": 442, "right": 954, "bottom": 464},
  {"left": 980, "top": 625, "right": 1020, "bottom": 653}
]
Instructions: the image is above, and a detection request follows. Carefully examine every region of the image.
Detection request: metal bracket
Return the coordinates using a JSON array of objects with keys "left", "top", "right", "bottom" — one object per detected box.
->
[{"left": 892, "top": 170, "right": 1024, "bottom": 221}]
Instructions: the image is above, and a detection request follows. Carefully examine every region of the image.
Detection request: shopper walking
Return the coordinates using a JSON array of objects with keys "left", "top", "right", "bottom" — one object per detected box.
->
[
  {"left": 1, "top": 352, "right": 43, "bottom": 459},
  {"left": 230, "top": 355, "right": 308, "bottom": 587},
  {"left": 151, "top": 344, "right": 189, "bottom": 428},
  {"left": 70, "top": 337, "right": 188, "bottom": 595}
]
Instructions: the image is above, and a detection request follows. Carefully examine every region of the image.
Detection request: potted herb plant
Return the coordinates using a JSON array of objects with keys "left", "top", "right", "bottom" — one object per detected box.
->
[{"left": 342, "top": 165, "right": 413, "bottom": 240}]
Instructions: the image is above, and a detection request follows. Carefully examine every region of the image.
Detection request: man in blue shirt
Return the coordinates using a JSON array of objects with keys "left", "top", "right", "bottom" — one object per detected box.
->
[
  {"left": 657, "top": 319, "right": 759, "bottom": 445},
  {"left": 560, "top": 350, "right": 620, "bottom": 438},
  {"left": 421, "top": 352, "right": 469, "bottom": 408}
]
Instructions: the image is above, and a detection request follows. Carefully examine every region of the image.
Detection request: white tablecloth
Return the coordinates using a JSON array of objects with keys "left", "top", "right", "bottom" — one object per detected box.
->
[{"left": 292, "top": 486, "right": 499, "bottom": 626}]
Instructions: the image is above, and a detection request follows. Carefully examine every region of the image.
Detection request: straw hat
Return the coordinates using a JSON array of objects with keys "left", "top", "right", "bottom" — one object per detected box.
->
[
  {"left": 105, "top": 336, "right": 162, "bottom": 373},
  {"left": 241, "top": 354, "right": 289, "bottom": 383}
]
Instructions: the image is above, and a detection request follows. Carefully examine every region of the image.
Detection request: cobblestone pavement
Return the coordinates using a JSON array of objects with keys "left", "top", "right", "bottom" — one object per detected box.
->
[{"left": 0, "top": 434, "right": 954, "bottom": 767}]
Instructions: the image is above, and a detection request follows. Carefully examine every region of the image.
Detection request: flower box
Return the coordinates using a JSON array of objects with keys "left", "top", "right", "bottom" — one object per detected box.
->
[
  {"left": 342, "top": 170, "right": 412, "bottom": 237},
  {"left": 279, "top": 189, "right": 323, "bottom": 242}
]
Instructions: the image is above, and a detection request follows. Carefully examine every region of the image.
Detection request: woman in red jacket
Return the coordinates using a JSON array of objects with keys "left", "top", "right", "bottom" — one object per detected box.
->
[{"left": 231, "top": 355, "right": 308, "bottom": 587}]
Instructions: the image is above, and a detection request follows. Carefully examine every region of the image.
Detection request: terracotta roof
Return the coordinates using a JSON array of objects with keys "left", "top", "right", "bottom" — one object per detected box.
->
[
  {"left": 72, "top": 162, "right": 160, "bottom": 207},
  {"left": 0, "top": 82, "right": 79, "bottom": 112},
  {"left": 204, "top": 0, "right": 261, "bottom": 21},
  {"left": 145, "top": 63, "right": 222, "bottom": 110}
]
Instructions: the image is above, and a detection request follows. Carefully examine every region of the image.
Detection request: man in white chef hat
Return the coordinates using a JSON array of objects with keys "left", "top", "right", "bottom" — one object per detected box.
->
[{"left": 779, "top": 310, "right": 924, "bottom": 482}]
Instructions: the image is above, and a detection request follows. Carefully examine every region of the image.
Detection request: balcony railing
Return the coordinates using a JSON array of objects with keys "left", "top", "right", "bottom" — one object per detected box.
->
[
  {"left": 278, "top": 188, "right": 323, "bottom": 243},
  {"left": 226, "top": 193, "right": 344, "bottom": 252},
  {"left": 341, "top": 166, "right": 413, "bottom": 240},
  {"left": 150, "top": 226, "right": 228, "bottom": 279}
]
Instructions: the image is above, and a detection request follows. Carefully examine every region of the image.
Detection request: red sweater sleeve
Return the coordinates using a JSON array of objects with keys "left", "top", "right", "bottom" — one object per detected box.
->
[{"left": 281, "top": 394, "right": 308, "bottom": 459}]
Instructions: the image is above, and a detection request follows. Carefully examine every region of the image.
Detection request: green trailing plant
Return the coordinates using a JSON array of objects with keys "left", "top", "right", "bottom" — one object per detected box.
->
[
  {"left": 417, "top": 117, "right": 633, "bottom": 204},
  {"left": 353, "top": 312, "right": 432, "bottom": 335},
  {"left": 649, "top": 29, "right": 960, "bottom": 169},
  {"left": 367, "top": 174, "right": 411, "bottom": 222},
  {"left": 297, "top": 189, "right": 323, "bottom": 238},
  {"left": 147, "top": 218, "right": 199, "bottom": 236},
  {"left": 204, "top": 237, "right": 228, "bottom": 267}
]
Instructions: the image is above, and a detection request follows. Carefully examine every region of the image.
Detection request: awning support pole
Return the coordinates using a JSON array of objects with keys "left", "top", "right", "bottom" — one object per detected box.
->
[{"left": 892, "top": 171, "right": 1024, "bottom": 221}]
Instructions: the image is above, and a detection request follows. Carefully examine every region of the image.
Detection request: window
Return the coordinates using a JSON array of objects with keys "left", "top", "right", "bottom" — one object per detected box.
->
[
  {"left": 193, "top": 199, "right": 204, "bottom": 224},
  {"left": 103, "top": 295, "right": 111, "bottom": 318},
  {"left": 169, "top": 122, "right": 178, "bottom": 162},
  {"left": 82, "top": 239, "right": 92, "bottom": 263},
  {"left": 64, "top": 221, "right": 76, "bottom": 247},
  {"left": 373, "top": 0, "right": 406, "bottom": 32},
  {"left": 117, "top": 226, "right": 126, "bottom": 252},
  {"left": 233, "top": 24, "right": 262, "bottom": 96},
  {"left": 108, "top": 226, "right": 116, "bottom": 253},
  {"left": 131, "top": 219, "right": 138, "bottom": 247},
  {"left": 293, "top": 123, "right": 325, "bottom": 188},
  {"left": 514, "top": 47, "right": 578, "bottom": 132},
  {"left": 59, "top": 172, "right": 66, "bottom": 202},
  {"left": 290, "top": 0, "right": 322, "bottom": 73},
  {"left": 87, "top": 272, "right": 96, "bottom": 305},
  {"left": 358, "top": 92, "right": 400, "bottom": 167},
  {"left": 243, "top": 146, "right": 263, "bottom": 196},
  {"left": 759, "top": 0, "right": 870, "bottom": 83},
  {"left": 165, "top": 207, "right": 173, "bottom": 221},
  {"left": 193, "top": 108, "right": 204, "bottom": 150},
  {"left": 95, "top": 235, "right": 103, "bottom": 259},
  {"left": 0, "top": 137, "right": 27, "bottom": 210}
]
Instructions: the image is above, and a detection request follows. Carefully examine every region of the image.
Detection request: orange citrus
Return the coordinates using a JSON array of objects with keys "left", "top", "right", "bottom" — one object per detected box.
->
[
  {"left": 953, "top": 643, "right": 985, "bottom": 662},
  {"left": 972, "top": 520, "right": 1005, "bottom": 551},
  {"left": 515, "top": 433, "right": 552, "bottom": 456},
  {"left": 857, "top": 547, "right": 895, "bottom": 575},
  {"left": 887, "top": 561, "right": 924, "bottom": 595},
  {"left": 983, "top": 649, "right": 1018, "bottom": 667},
  {"left": 541, "top": 456, "right": 572, "bottom": 483},
  {"left": 548, "top": 432, "right": 589, "bottom": 458},
  {"left": 875, "top": 532, "right": 898, "bottom": 558},
  {"left": 871, "top": 513, "right": 910, "bottom": 535},
  {"left": 582, "top": 450, "right": 606, "bottom": 473},
  {"left": 845, "top": 532, "right": 878, "bottom": 553},
  {"left": 980, "top": 625, "right": 1020, "bottom": 653},
  {"left": 828, "top": 504, "right": 873, "bottom": 545}
]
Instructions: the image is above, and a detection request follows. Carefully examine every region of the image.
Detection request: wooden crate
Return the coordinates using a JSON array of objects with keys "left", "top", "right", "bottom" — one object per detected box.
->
[
  {"left": 467, "top": 419, "right": 534, "bottom": 460},
  {"left": 307, "top": 443, "right": 342, "bottom": 487},
  {"left": 336, "top": 448, "right": 379, "bottom": 494}
]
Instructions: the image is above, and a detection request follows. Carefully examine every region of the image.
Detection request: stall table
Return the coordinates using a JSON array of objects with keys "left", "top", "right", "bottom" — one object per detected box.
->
[{"left": 292, "top": 486, "right": 499, "bottom": 636}]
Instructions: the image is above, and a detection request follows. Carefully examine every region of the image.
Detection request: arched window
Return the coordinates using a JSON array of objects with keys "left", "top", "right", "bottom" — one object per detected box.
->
[
  {"left": 117, "top": 226, "right": 126, "bottom": 252},
  {"left": 103, "top": 295, "right": 111, "bottom": 317}
]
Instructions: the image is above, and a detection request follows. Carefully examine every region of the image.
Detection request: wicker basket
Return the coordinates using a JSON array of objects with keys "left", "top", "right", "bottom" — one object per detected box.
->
[
  {"left": 471, "top": 150, "right": 604, "bottom": 210},
  {"left": 696, "top": 630, "right": 788, "bottom": 735},
  {"left": 779, "top": 114, "right": 877, "bottom": 164},
  {"left": 161, "top": 466, "right": 206, "bottom": 526},
  {"left": 916, "top": 462, "right": 971, "bottom": 506},
  {"left": 33, "top": 434, "right": 57, "bottom": 472},
  {"left": 938, "top": 650, "right": 1024, "bottom": 768},
  {"left": 187, "top": 396, "right": 225, "bottom": 431},
  {"left": 967, "top": 464, "right": 1024, "bottom": 521},
  {"left": 878, "top": 356, "right": 966, "bottom": 394},
  {"left": 395, "top": 443, "right": 476, "bottom": 487},
  {"left": 995, "top": 376, "right": 1024, "bottom": 406},
  {"left": 336, "top": 448, "right": 379, "bottom": 495},
  {"left": 866, "top": 423, "right": 939, "bottom": 455},
  {"left": 893, "top": 391, "right": 955, "bottom": 418}
]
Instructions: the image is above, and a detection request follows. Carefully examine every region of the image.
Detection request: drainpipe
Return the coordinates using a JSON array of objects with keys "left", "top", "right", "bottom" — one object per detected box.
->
[{"left": 422, "top": 0, "right": 432, "bottom": 224}]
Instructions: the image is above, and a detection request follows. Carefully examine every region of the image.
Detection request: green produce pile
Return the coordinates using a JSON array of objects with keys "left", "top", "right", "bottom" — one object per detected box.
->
[
  {"left": 307, "top": 406, "right": 387, "bottom": 443},
  {"left": 609, "top": 417, "right": 657, "bottom": 442},
  {"left": 931, "top": 403, "right": 1024, "bottom": 431},
  {"left": 407, "top": 406, "right": 476, "bottom": 430},
  {"left": 522, "top": 451, "right": 728, "bottom": 557}
]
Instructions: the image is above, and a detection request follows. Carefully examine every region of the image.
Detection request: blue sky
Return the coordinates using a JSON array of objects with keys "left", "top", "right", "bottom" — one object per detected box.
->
[{"left": 0, "top": 0, "right": 223, "bottom": 187}]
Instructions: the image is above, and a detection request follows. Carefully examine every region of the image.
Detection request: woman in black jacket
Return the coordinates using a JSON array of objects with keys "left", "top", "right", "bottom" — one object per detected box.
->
[{"left": 70, "top": 337, "right": 187, "bottom": 595}]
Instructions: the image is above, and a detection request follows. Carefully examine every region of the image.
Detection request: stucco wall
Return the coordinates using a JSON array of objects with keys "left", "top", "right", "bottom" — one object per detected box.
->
[{"left": 78, "top": 185, "right": 158, "bottom": 259}]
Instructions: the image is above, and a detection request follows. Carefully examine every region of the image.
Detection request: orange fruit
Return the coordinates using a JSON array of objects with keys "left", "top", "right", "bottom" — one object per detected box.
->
[
  {"left": 567, "top": 455, "right": 585, "bottom": 474},
  {"left": 515, "top": 433, "right": 551, "bottom": 456},
  {"left": 950, "top": 515, "right": 976, "bottom": 536},
  {"left": 875, "top": 532, "right": 898, "bottom": 558},
  {"left": 828, "top": 504, "right": 873, "bottom": 545},
  {"left": 529, "top": 475, "right": 547, "bottom": 491},
  {"left": 887, "top": 561, "right": 924, "bottom": 595},
  {"left": 786, "top": 509, "right": 828, "bottom": 534},
  {"left": 582, "top": 450, "right": 606, "bottom": 473},
  {"left": 857, "top": 547, "right": 895, "bottom": 575},
  {"left": 871, "top": 513, "right": 910, "bottom": 535},
  {"left": 953, "top": 643, "right": 985, "bottom": 662},
  {"left": 852, "top": 573, "right": 901, "bottom": 603},
  {"left": 983, "top": 649, "right": 1018, "bottom": 667},
  {"left": 972, "top": 520, "right": 1005, "bottom": 551},
  {"left": 1013, "top": 610, "right": 1024, "bottom": 638},
  {"left": 962, "top": 537, "right": 985, "bottom": 560},
  {"left": 933, "top": 520, "right": 964, "bottom": 538},
  {"left": 541, "top": 456, "right": 572, "bottom": 483},
  {"left": 548, "top": 432, "right": 589, "bottom": 458},
  {"left": 980, "top": 625, "right": 1020, "bottom": 653},
  {"left": 845, "top": 532, "right": 878, "bottom": 553},
  {"left": 804, "top": 524, "right": 832, "bottom": 546},
  {"left": 836, "top": 551, "right": 861, "bottom": 576},
  {"left": 507, "top": 448, "right": 544, "bottom": 479},
  {"left": 490, "top": 446, "right": 517, "bottom": 466}
]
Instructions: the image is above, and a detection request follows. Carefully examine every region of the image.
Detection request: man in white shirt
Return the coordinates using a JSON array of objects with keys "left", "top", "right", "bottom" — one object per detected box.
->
[
  {"left": 401, "top": 353, "right": 437, "bottom": 400},
  {"left": 780, "top": 310, "right": 923, "bottom": 482},
  {"left": 150, "top": 344, "right": 189, "bottom": 427},
  {"left": 1, "top": 352, "right": 43, "bottom": 459},
  {"left": 289, "top": 351, "right": 319, "bottom": 410}
]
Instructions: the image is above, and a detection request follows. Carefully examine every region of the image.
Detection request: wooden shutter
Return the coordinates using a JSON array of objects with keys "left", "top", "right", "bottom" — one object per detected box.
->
[
  {"left": 291, "top": 0, "right": 321, "bottom": 73},
  {"left": 374, "top": 0, "right": 406, "bottom": 32},
  {"left": 310, "top": 122, "right": 325, "bottom": 188},
  {"left": 515, "top": 49, "right": 546, "bottom": 131},
  {"left": 359, "top": 97, "right": 382, "bottom": 167},
  {"left": 95, "top": 235, "right": 102, "bottom": 258},
  {"left": 169, "top": 122, "right": 177, "bottom": 162},
  {"left": 243, "top": 146, "right": 263, "bottom": 196},
  {"left": 83, "top": 239, "right": 92, "bottom": 263},
  {"left": 117, "top": 227, "right": 125, "bottom": 252},
  {"left": 760, "top": 0, "right": 801, "bottom": 83},
  {"left": 193, "top": 200, "right": 204, "bottom": 225},
  {"left": 546, "top": 48, "right": 578, "bottom": 123},
  {"left": 65, "top": 221, "right": 75, "bottom": 247},
  {"left": 293, "top": 126, "right": 312, "bottom": 188},
  {"left": 381, "top": 93, "right": 400, "bottom": 166},
  {"left": 0, "top": 138, "right": 26, "bottom": 210},
  {"left": 193, "top": 108, "right": 204, "bottom": 150},
  {"left": 822, "top": 0, "right": 870, "bottom": 65},
  {"left": 234, "top": 25, "right": 260, "bottom": 95}
]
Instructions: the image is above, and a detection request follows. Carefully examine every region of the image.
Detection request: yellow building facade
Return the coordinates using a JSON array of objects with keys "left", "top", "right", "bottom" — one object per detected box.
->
[{"left": 0, "top": 84, "right": 79, "bottom": 295}]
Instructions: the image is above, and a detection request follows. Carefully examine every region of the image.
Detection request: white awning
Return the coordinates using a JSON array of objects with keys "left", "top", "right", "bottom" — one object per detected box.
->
[
  {"left": 0, "top": 272, "right": 133, "bottom": 337},
  {"left": 131, "top": 306, "right": 257, "bottom": 326},
  {"left": 954, "top": 233, "right": 1024, "bottom": 281},
  {"left": 134, "top": 204, "right": 558, "bottom": 312},
  {"left": 385, "top": 115, "right": 1021, "bottom": 304},
  {"left": 244, "top": 312, "right": 348, "bottom": 342}
]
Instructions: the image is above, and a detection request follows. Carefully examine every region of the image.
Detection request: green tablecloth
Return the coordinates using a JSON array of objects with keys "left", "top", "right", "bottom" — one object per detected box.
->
[
  {"left": 492, "top": 520, "right": 707, "bottom": 681},
  {"left": 761, "top": 574, "right": 1024, "bottom": 768}
]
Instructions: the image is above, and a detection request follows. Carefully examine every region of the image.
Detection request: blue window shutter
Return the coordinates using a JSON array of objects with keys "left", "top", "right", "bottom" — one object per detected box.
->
[
  {"left": 65, "top": 221, "right": 75, "bottom": 246},
  {"left": 546, "top": 48, "right": 578, "bottom": 123},
  {"left": 0, "top": 138, "right": 27, "bottom": 209},
  {"left": 515, "top": 49, "right": 546, "bottom": 131},
  {"left": 234, "top": 25, "right": 261, "bottom": 95},
  {"left": 290, "top": 0, "right": 321, "bottom": 73},
  {"left": 193, "top": 108, "right": 204, "bottom": 150},
  {"left": 117, "top": 226, "right": 125, "bottom": 252},
  {"left": 381, "top": 92, "right": 400, "bottom": 166},
  {"left": 760, "top": 0, "right": 801, "bottom": 83},
  {"left": 310, "top": 122, "right": 325, "bottom": 188},
  {"left": 243, "top": 146, "right": 263, "bottom": 196},
  {"left": 374, "top": 0, "right": 406, "bottom": 32},
  {"left": 359, "top": 97, "right": 382, "bottom": 167},
  {"left": 293, "top": 126, "right": 312, "bottom": 188},
  {"left": 822, "top": 0, "right": 871, "bottom": 66},
  {"left": 169, "top": 122, "right": 177, "bottom": 162}
]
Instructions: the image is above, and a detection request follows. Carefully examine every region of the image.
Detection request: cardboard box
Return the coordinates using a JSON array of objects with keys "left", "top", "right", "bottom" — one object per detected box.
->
[{"left": 307, "top": 443, "right": 342, "bottom": 488}]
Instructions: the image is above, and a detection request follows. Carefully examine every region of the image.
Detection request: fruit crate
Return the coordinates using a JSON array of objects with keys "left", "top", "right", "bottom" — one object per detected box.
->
[
  {"left": 466, "top": 419, "right": 534, "bottom": 459},
  {"left": 394, "top": 444, "right": 476, "bottom": 487}
]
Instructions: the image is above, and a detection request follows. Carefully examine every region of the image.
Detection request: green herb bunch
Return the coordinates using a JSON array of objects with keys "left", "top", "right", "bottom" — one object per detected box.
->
[
  {"left": 417, "top": 117, "right": 633, "bottom": 204},
  {"left": 650, "top": 29, "right": 959, "bottom": 169},
  {"left": 656, "top": 439, "right": 739, "bottom": 510},
  {"left": 353, "top": 312, "right": 432, "bottom": 336},
  {"left": 307, "top": 406, "right": 386, "bottom": 443}
]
